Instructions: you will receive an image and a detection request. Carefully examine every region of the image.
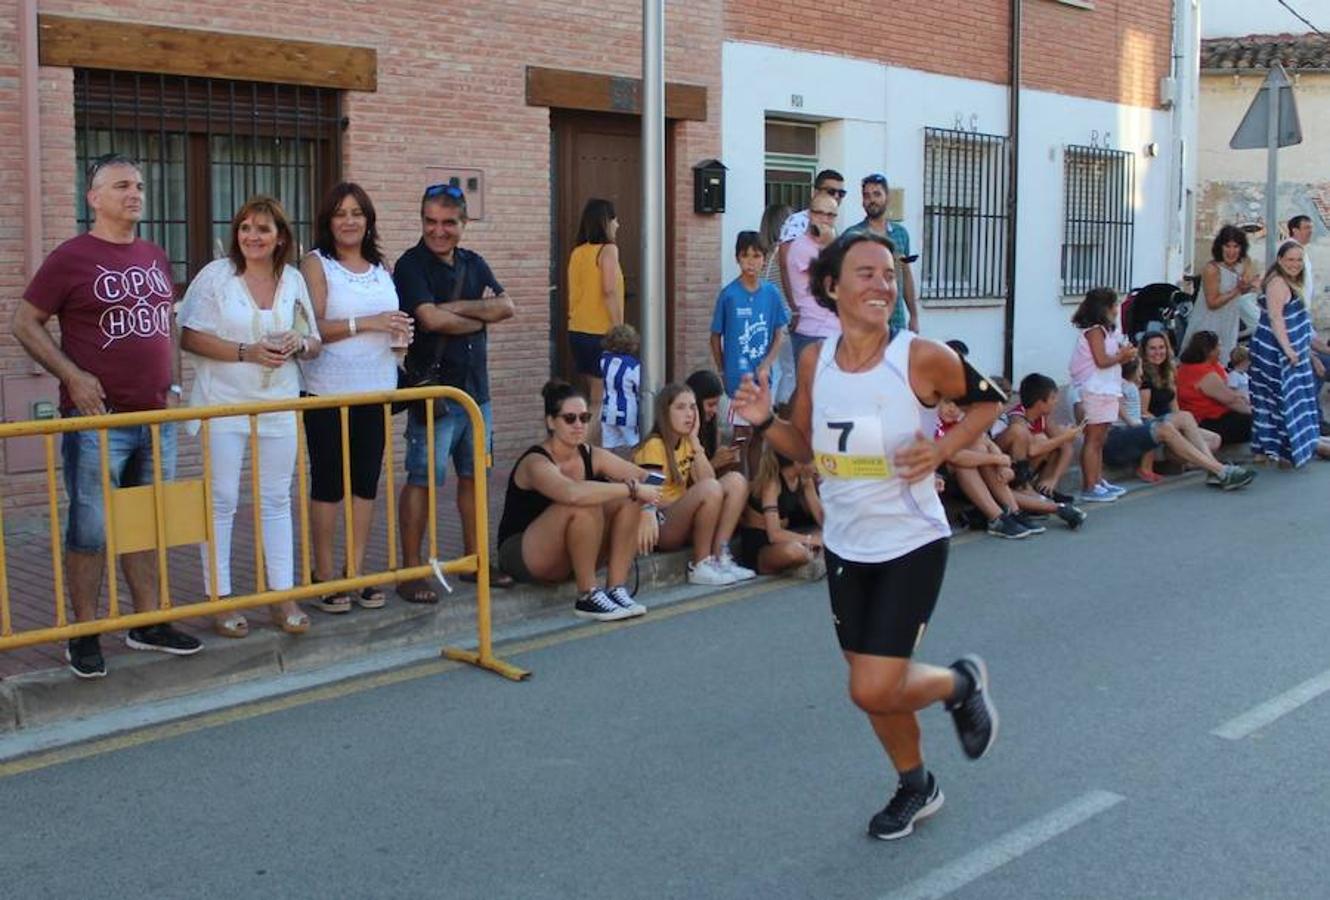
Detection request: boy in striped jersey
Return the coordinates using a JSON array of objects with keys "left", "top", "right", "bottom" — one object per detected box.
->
[{"left": 599, "top": 323, "right": 641, "bottom": 454}]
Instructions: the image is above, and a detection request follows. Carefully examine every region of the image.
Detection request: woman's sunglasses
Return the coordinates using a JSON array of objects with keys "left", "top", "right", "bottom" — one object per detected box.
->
[{"left": 558, "top": 412, "right": 593, "bottom": 424}]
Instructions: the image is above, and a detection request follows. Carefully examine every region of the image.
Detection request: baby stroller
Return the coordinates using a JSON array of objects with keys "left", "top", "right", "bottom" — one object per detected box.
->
[{"left": 1120, "top": 282, "right": 1193, "bottom": 348}]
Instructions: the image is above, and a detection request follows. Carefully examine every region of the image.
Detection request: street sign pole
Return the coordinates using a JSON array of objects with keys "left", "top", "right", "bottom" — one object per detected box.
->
[
  {"left": 1265, "top": 74, "right": 1279, "bottom": 263},
  {"left": 1229, "top": 63, "right": 1302, "bottom": 263}
]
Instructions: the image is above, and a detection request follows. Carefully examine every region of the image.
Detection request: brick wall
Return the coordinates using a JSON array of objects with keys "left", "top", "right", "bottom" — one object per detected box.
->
[
  {"left": 0, "top": 0, "right": 722, "bottom": 519},
  {"left": 724, "top": 0, "right": 1172, "bottom": 109}
]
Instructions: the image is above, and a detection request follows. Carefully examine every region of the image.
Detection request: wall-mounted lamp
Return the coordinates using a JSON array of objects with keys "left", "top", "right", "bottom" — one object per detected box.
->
[{"left": 1144, "top": 142, "right": 1160, "bottom": 157}]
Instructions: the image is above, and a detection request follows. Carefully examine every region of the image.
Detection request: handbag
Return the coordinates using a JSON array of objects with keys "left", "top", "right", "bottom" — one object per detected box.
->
[{"left": 393, "top": 257, "right": 468, "bottom": 416}]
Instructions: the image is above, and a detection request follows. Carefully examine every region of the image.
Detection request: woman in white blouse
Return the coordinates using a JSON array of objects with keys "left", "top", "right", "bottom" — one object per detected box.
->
[
  {"left": 299, "top": 183, "right": 412, "bottom": 613},
  {"left": 179, "top": 196, "right": 322, "bottom": 638}
]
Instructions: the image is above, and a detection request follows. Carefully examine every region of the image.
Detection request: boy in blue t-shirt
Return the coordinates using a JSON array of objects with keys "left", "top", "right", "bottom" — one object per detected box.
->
[{"left": 710, "top": 231, "right": 789, "bottom": 470}]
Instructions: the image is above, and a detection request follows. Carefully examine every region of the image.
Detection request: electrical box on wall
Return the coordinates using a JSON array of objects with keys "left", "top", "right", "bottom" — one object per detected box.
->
[
  {"left": 423, "top": 166, "right": 486, "bottom": 221},
  {"left": 693, "top": 159, "right": 727, "bottom": 214},
  {"left": 887, "top": 188, "right": 905, "bottom": 222},
  {"left": 3, "top": 374, "right": 60, "bottom": 473}
]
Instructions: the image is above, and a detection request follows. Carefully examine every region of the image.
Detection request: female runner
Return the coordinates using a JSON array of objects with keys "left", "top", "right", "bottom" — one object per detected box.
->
[{"left": 732, "top": 231, "right": 1003, "bottom": 840}]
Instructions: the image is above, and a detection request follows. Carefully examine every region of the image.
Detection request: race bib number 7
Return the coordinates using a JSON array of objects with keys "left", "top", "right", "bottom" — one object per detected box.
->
[{"left": 815, "top": 416, "right": 894, "bottom": 479}]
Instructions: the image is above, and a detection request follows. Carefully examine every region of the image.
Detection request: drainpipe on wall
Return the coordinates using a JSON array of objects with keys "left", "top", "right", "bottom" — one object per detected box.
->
[
  {"left": 640, "top": 0, "right": 666, "bottom": 437},
  {"left": 19, "top": 0, "right": 42, "bottom": 283},
  {"left": 1003, "top": 0, "right": 1021, "bottom": 380}
]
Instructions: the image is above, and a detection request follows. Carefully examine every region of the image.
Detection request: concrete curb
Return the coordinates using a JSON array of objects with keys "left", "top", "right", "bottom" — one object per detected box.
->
[{"left": 0, "top": 548, "right": 698, "bottom": 734}]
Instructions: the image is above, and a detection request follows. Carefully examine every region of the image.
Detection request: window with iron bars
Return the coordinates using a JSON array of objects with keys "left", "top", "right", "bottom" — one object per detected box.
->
[
  {"left": 74, "top": 69, "right": 343, "bottom": 290},
  {"left": 764, "top": 119, "right": 819, "bottom": 212},
  {"left": 921, "top": 128, "right": 1010, "bottom": 301},
  {"left": 1061, "top": 145, "right": 1135, "bottom": 296}
]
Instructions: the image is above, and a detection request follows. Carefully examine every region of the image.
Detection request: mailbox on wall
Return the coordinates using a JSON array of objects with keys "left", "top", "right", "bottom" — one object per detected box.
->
[{"left": 693, "top": 159, "right": 727, "bottom": 214}]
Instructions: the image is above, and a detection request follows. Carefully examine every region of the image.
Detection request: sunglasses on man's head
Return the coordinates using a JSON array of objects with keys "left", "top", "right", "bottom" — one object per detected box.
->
[
  {"left": 423, "top": 183, "right": 466, "bottom": 201},
  {"left": 862, "top": 173, "right": 888, "bottom": 187},
  {"left": 559, "top": 412, "right": 593, "bottom": 424}
]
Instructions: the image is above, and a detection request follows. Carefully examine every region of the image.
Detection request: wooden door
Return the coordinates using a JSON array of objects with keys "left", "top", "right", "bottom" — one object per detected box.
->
[{"left": 551, "top": 112, "right": 645, "bottom": 381}]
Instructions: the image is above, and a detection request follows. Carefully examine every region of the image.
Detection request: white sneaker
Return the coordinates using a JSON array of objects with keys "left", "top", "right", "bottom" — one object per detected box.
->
[
  {"left": 717, "top": 550, "right": 757, "bottom": 582},
  {"left": 688, "top": 556, "right": 737, "bottom": 586}
]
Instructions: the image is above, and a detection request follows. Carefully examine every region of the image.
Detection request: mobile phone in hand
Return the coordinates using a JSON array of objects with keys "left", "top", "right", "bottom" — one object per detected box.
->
[{"left": 643, "top": 471, "right": 666, "bottom": 486}]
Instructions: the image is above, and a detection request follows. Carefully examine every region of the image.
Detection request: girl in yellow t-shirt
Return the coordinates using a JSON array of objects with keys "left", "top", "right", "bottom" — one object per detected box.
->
[{"left": 634, "top": 383, "right": 756, "bottom": 586}]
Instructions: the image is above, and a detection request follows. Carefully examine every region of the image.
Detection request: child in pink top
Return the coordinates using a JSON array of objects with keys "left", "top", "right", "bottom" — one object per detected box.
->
[{"left": 1069, "top": 288, "right": 1137, "bottom": 502}]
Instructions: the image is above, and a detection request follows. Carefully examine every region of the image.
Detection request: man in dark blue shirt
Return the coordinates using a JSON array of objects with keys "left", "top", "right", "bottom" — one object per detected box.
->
[{"left": 394, "top": 185, "right": 515, "bottom": 599}]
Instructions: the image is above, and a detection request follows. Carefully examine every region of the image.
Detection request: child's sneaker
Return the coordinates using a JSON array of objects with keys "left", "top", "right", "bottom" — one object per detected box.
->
[
  {"left": 986, "top": 513, "right": 1034, "bottom": 539},
  {"left": 1097, "top": 479, "right": 1127, "bottom": 497},
  {"left": 687, "top": 556, "right": 737, "bottom": 586},
  {"left": 1055, "top": 503, "right": 1088, "bottom": 530},
  {"left": 1080, "top": 484, "right": 1118, "bottom": 503},
  {"left": 1010, "top": 511, "right": 1046, "bottom": 534}
]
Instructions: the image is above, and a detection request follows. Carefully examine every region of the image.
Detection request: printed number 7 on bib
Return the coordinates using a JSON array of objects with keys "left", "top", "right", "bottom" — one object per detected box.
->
[{"left": 815, "top": 414, "right": 894, "bottom": 479}]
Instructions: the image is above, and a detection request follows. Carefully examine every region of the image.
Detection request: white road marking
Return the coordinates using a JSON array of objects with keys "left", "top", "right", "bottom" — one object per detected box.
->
[
  {"left": 1211, "top": 667, "right": 1330, "bottom": 740},
  {"left": 879, "top": 790, "right": 1125, "bottom": 900}
]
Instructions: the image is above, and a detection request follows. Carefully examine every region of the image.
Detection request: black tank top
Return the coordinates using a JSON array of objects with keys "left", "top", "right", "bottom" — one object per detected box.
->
[
  {"left": 497, "top": 444, "right": 595, "bottom": 545},
  {"left": 747, "top": 472, "right": 816, "bottom": 531}
]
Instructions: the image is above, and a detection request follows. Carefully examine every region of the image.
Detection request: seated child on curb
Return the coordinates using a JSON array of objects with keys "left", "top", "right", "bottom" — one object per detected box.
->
[
  {"left": 599, "top": 323, "right": 642, "bottom": 456},
  {"left": 938, "top": 399, "right": 1087, "bottom": 538},
  {"left": 710, "top": 230, "right": 788, "bottom": 474},
  {"left": 992, "top": 373, "right": 1082, "bottom": 503},
  {"left": 1226, "top": 344, "right": 1250, "bottom": 398},
  {"left": 736, "top": 441, "right": 824, "bottom": 576}
]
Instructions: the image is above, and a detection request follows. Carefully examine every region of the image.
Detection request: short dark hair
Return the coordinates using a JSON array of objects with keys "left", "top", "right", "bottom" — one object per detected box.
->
[
  {"left": 1179, "top": 329, "right": 1219, "bottom": 364},
  {"left": 1019, "top": 373, "right": 1058, "bottom": 407},
  {"left": 603, "top": 323, "right": 640, "bottom": 356},
  {"left": 809, "top": 231, "right": 896, "bottom": 314},
  {"left": 420, "top": 183, "right": 467, "bottom": 218},
  {"left": 735, "top": 230, "right": 765, "bottom": 258},
  {"left": 313, "top": 182, "right": 384, "bottom": 268},
  {"left": 1210, "top": 225, "right": 1249, "bottom": 262},
  {"left": 814, "top": 169, "right": 844, "bottom": 188},
  {"left": 575, "top": 198, "right": 617, "bottom": 245},
  {"left": 1121, "top": 358, "right": 1140, "bottom": 380},
  {"left": 1289, "top": 214, "right": 1312, "bottom": 234}
]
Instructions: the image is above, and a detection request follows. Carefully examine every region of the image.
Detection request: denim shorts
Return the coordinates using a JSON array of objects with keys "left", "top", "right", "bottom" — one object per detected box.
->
[
  {"left": 61, "top": 422, "right": 178, "bottom": 553},
  {"left": 404, "top": 400, "right": 493, "bottom": 487}
]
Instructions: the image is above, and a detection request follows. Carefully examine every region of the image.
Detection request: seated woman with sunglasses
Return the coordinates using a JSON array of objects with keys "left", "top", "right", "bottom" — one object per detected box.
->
[{"left": 496, "top": 380, "right": 663, "bottom": 621}]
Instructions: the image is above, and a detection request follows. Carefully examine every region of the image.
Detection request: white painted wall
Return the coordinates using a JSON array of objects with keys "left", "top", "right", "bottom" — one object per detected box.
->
[
  {"left": 1201, "top": 0, "right": 1311, "bottom": 38},
  {"left": 721, "top": 41, "right": 1179, "bottom": 382}
]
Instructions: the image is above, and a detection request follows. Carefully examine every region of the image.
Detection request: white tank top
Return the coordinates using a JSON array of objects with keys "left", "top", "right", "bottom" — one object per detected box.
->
[
  {"left": 811, "top": 330, "right": 951, "bottom": 563},
  {"left": 300, "top": 251, "right": 399, "bottom": 396}
]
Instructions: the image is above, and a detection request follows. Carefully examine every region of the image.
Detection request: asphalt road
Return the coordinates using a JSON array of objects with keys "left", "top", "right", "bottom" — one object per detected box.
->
[{"left": 3, "top": 466, "right": 1330, "bottom": 899}]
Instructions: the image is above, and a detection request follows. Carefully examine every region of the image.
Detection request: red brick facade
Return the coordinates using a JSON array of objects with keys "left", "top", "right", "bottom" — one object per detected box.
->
[{"left": 725, "top": 0, "right": 1172, "bottom": 109}]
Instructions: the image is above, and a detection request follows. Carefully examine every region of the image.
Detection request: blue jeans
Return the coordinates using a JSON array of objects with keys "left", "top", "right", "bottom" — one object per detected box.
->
[
  {"left": 789, "top": 331, "right": 827, "bottom": 368},
  {"left": 61, "top": 422, "right": 178, "bottom": 553},
  {"left": 404, "top": 400, "right": 493, "bottom": 488}
]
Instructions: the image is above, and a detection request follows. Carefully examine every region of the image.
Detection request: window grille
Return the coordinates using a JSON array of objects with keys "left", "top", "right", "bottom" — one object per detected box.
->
[
  {"left": 1061, "top": 144, "right": 1135, "bottom": 296},
  {"left": 74, "top": 69, "right": 342, "bottom": 288},
  {"left": 921, "top": 128, "right": 1011, "bottom": 301},
  {"left": 764, "top": 119, "right": 818, "bottom": 212}
]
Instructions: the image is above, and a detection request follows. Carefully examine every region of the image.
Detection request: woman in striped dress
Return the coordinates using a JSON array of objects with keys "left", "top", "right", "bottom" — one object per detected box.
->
[{"left": 1249, "top": 240, "right": 1330, "bottom": 466}]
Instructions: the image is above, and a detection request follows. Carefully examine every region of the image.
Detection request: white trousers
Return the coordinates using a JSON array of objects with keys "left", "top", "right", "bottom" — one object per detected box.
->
[{"left": 201, "top": 429, "right": 297, "bottom": 597}]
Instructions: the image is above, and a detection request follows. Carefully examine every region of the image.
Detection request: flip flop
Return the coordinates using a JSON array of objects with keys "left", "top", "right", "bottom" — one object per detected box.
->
[
  {"left": 356, "top": 585, "right": 387, "bottom": 609},
  {"left": 213, "top": 613, "right": 249, "bottom": 639},
  {"left": 396, "top": 578, "right": 439, "bottom": 605},
  {"left": 459, "top": 567, "right": 515, "bottom": 589}
]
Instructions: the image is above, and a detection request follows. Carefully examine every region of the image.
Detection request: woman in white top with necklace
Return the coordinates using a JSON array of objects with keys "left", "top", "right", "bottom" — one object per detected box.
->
[
  {"left": 732, "top": 232, "right": 1003, "bottom": 842},
  {"left": 299, "top": 184, "right": 413, "bottom": 614},
  {"left": 179, "top": 196, "right": 321, "bottom": 638}
]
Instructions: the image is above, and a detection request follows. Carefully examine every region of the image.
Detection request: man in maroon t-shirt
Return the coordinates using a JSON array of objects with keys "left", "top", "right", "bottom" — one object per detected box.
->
[{"left": 12, "top": 152, "right": 201, "bottom": 678}]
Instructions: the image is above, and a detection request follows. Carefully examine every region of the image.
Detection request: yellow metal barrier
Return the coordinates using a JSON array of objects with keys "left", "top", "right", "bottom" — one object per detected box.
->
[{"left": 0, "top": 386, "right": 529, "bottom": 682}]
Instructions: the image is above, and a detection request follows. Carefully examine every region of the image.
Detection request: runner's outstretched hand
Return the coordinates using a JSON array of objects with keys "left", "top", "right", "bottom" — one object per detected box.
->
[{"left": 731, "top": 370, "right": 772, "bottom": 425}]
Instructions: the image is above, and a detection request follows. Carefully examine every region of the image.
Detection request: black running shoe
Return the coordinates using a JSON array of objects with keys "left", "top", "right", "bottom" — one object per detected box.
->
[
  {"left": 573, "top": 588, "right": 632, "bottom": 622},
  {"left": 1055, "top": 503, "right": 1088, "bottom": 530},
  {"left": 1011, "top": 511, "right": 1046, "bottom": 534},
  {"left": 947, "top": 654, "right": 999, "bottom": 760},
  {"left": 986, "top": 513, "right": 1034, "bottom": 539},
  {"left": 125, "top": 624, "right": 203, "bottom": 656},
  {"left": 65, "top": 635, "right": 106, "bottom": 679},
  {"left": 1035, "top": 482, "right": 1074, "bottom": 504},
  {"left": 868, "top": 774, "right": 945, "bottom": 840}
]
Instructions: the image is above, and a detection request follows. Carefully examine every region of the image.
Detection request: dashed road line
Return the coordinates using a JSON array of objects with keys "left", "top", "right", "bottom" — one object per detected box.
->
[
  {"left": 1212, "top": 667, "right": 1330, "bottom": 740},
  {"left": 878, "top": 790, "right": 1125, "bottom": 900}
]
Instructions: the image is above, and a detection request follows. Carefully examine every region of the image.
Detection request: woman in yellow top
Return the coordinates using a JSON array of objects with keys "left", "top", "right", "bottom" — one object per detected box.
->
[
  {"left": 568, "top": 198, "right": 625, "bottom": 444},
  {"left": 634, "top": 384, "right": 756, "bottom": 586}
]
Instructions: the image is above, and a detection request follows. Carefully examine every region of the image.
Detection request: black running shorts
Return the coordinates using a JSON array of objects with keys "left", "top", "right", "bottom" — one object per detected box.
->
[{"left": 825, "top": 538, "right": 949, "bottom": 658}]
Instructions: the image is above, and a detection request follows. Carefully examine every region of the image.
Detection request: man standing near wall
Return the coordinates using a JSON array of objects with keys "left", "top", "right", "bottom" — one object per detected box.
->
[
  {"left": 394, "top": 184, "right": 515, "bottom": 602},
  {"left": 776, "top": 170, "right": 846, "bottom": 307},
  {"left": 1291, "top": 214, "right": 1330, "bottom": 430},
  {"left": 848, "top": 173, "right": 919, "bottom": 333},
  {"left": 11, "top": 152, "right": 201, "bottom": 678}
]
